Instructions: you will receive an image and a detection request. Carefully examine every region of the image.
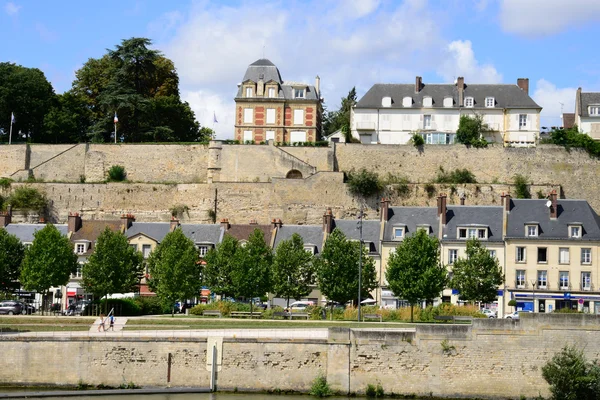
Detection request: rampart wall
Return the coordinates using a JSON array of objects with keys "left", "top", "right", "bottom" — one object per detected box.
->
[{"left": 1, "top": 315, "right": 599, "bottom": 398}]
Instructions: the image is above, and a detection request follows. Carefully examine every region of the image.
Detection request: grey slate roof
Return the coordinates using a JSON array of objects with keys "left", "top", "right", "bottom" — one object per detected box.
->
[
  {"left": 274, "top": 225, "right": 324, "bottom": 254},
  {"left": 332, "top": 220, "right": 381, "bottom": 254},
  {"left": 242, "top": 59, "right": 283, "bottom": 84},
  {"left": 442, "top": 206, "right": 504, "bottom": 242},
  {"left": 506, "top": 199, "right": 600, "bottom": 240},
  {"left": 180, "top": 224, "right": 223, "bottom": 245},
  {"left": 4, "top": 223, "right": 68, "bottom": 242},
  {"left": 356, "top": 83, "right": 540, "bottom": 109},
  {"left": 579, "top": 92, "right": 600, "bottom": 117},
  {"left": 126, "top": 222, "right": 171, "bottom": 243},
  {"left": 383, "top": 207, "right": 439, "bottom": 241}
]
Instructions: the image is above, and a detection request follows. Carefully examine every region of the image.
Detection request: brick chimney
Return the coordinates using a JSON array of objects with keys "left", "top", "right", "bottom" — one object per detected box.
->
[
  {"left": 457, "top": 77, "right": 465, "bottom": 106},
  {"left": 120, "top": 214, "right": 135, "bottom": 231},
  {"left": 550, "top": 190, "right": 558, "bottom": 219},
  {"left": 501, "top": 193, "right": 511, "bottom": 212},
  {"left": 170, "top": 216, "right": 180, "bottom": 232},
  {"left": 0, "top": 211, "right": 11, "bottom": 227},
  {"left": 460, "top": 194, "right": 466, "bottom": 206},
  {"left": 276, "top": 218, "right": 282, "bottom": 229},
  {"left": 322, "top": 208, "right": 333, "bottom": 234},
  {"left": 257, "top": 79, "right": 264, "bottom": 96},
  {"left": 220, "top": 218, "right": 230, "bottom": 231},
  {"left": 271, "top": 218, "right": 278, "bottom": 230},
  {"left": 437, "top": 193, "right": 447, "bottom": 225},
  {"left": 380, "top": 198, "right": 390, "bottom": 222},
  {"left": 415, "top": 76, "right": 422, "bottom": 93},
  {"left": 68, "top": 212, "right": 82, "bottom": 233},
  {"left": 315, "top": 75, "right": 321, "bottom": 97},
  {"left": 517, "top": 78, "right": 529, "bottom": 95}
]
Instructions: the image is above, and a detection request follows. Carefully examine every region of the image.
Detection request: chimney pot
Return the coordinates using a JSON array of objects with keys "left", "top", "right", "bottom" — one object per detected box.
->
[
  {"left": 517, "top": 78, "right": 529, "bottom": 95},
  {"left": 220, "top": 218, "right": 230, "bottom": 230}
]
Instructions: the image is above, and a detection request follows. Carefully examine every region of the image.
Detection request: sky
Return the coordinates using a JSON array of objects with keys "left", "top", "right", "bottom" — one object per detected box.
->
[{"left": 2, "top": 0, "right": 600, "bottom": 139}]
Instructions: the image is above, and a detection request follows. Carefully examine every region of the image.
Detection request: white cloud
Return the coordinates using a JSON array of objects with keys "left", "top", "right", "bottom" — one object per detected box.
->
[
  {"left": 182, "top": 89, "right": 235, "bottom": 141},
  {"left": 532, "top": 79, "right": 577, "bottom": 128},
  {"left": 500, "top": 0, "right": 600, "bottom": 37},
  {"left": 437, "top": 40, "right": 502, "bottom": 83},
  {"left": 4, "top": 1, "right": 20, "bottom": 16}
]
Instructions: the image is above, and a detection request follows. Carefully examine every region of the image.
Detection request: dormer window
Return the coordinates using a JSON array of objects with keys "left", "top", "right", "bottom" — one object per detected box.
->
[
  {"left": 485, "top": 97, "right": 495, "bottom": 108},
  {"left": 458, "top": 227, "right": 487, "bottom": 240},
  {"left": 464, "top": 97, "right": 474, "bottom": 107},
  {"left": 423, "top": 96, "right": 433, "bottom": 107},
  {"left": 417, "top": 224, "right": 431, "bottom": 234},
  {"left": 402, "top": 97, "right": 412, "bottom": 107},
  {"left": 526, "top": 224, "right": 538, "bottom": 237},
  {"left": 304, "top": 245, "right": 316, "bottom": 255},
  {"left": 197, "top": 245, "right": 210, "bottom": 257},
  {"left": 590, "top": 106, "right": 600, "bottom": 116},
  {"left": 76, "top": 243, "right": 86, "bottom": 254},
  {"left": 569, "top": 225, "right": 582, "bottom": 238},
  {"left": 294, "top": 88, "right": 305, "bottom": 98},
  {"left": 268, "top": 87, "right": 276, "bottom": 98},
  {"left": 393, "top": 227, "right": 404, "bottom": 239},
  {"left": 382, "top": 96, "right": 392, "bottom": 107},
  {"left": 245, "top": 87, "right": 253, "bottom": 97},
  {"left": 443, "top": 97, "right": 453, "bottom": 108}
]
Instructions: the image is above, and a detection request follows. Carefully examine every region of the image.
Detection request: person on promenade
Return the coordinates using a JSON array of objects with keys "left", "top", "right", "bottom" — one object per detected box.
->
[
  {"left": 109, "top": 314, "right": 115, "bottom": 331},
  {"left": 97, "top": 314, "right": 106, "bottom": 332}
]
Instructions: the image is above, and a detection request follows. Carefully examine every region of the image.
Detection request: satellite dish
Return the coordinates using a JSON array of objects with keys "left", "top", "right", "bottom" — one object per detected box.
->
[{"left": 546, "top": 200, "right": 552, "bottom": 208}]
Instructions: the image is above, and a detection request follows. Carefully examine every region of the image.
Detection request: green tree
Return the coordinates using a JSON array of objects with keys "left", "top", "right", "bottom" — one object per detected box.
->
[
  {"left": 5, "top": 187, "right": 48, "bottom": 214},
  {"left": 323, "top": 87, "right": 357, "bottom": 141},
  {"left": 202, "top": 235, "right": 239, "bottom": 299},
  {"left": 20, "top": 225, "right": 78, "bottom": 314},
  {"left": 43, "top": 92, "right": 92, "bottom": 143},
  {"left": 82, "top": 227, "right": 143, "bottom": 312},
  {"left": 449, "top": 239, "right": 504, "bottom": 304},
  {"left": 272, "top": 233, "right": 315, "bottom": 308},
  {"left": 0, "top": 229, "right": 25, "bottom": 295},
  {"left": 456, "top": 114, "right": 489, "bottom": 148},
  {"left": 385, "top": 229, "right": 447, "bottom": 322},
  {"left": 231, "top": 229, "right": 272, "bottom": 313},
  {"left": 147, "top": 228, "right": 201, "bottom": 316},
  {"left": 316, "top": 229, "right": 378, "bottom": 315},
  {"left": 542, "top": 346, "right": 600, "bottom": 400},
  {"left": 0, "top": 62, "right": 55, "bottom": 142},
  {"left": 346, "top": 168, "right": 383, "bottom": 199}
]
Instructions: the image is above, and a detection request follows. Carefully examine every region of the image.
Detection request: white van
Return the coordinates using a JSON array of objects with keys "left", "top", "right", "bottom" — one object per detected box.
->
[{"left": 289, "top": 301, "right": 314, "bottom": 310}]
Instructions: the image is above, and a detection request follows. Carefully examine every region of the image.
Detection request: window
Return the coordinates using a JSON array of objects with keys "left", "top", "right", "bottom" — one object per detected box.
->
[
  {"left": 519, "top": 114, "right": 527, "bottom": 130},
  {"left": 71, "top": 265, "right": 83, "bottom": 279},
  {"left": 478, "top": 229, "right": 487, "bottom": 239},
  {"left": 266, "top": 131, "right": 275, "bottom": 141},
  {"left": 581, "top": 248, "right": 592, "bottom": 264},
  {"left": 537, "top": 270, "right": 547, "bottom": 289},
  {"left": 393, "top": 227, "right": 404, "bottom": 239},
  {"left": 243, "top": 130, "right": 253, "bottom": 142},
  {"left": 268, "top": 87, "right": 276, "bottom": 98},
  {"left": 76, "top": 243, "right": 86, "bottom": 254},
  {"left": 516, "top": 270, "right": 526, "bottom": 288},
  {"left": 458, "top": 228, "right": 467, "bottom": 239},
  {"left": 294, "top": 88, "right": 305, "bottom": 98},
  {"left": 448, "top": 249, "right": 458, "bottom": 264},
  {"left": 198, "top": 246, "right": 208, "bottom": 257},
  {"left": 423, "top": 115, "right": 432, "bottom": 129},
  {"left": 559, "top": 271, "right": 569, "bottom": 290},
  {"left": 570, "top": 226, "right": 581, "bottom": 238},
  {"left": 266, "top": 108, "right": 276, "bottom": 124},
  {"left": 459, "top": 227, "right": 487, "bottom": 239},
  {"left": 243, "top": 108, "right": 253, "bottom": 123},
  {"left": 559, "top": 248, "right": 570, "bottom": 264},
  {"left": 304, "top": 245, "right": 315, "bottom": 255},
  {"left": 526, "top": 225, "right": 538, "bottom": 237},
  {"left": 489, "top": 250, "right": 497, "bottom": 259},
  {"left": 423, "top": 97, "right": 432, "bottom": 107},
  {"left": 443, "top": 97, "right": 453, "bottom": 107},
  {"left": 382, "top": 96, "right": 392, "bottom": 107},
  {"left": 485, "top": 97, "right": 495, "bottom": 108},
  {"left": 582, "top": 272, "right": 592, "bottom": 290},
  {"left": 142, "top": 244, "right": 151, "bottom": 259},
  {"left": 402, "top": 97, "right": 412, "bottom": 107},
  {"left": 464, "top": 97, "right": 474, "bottom": 107},
  {"left": 293, "top": 109, "right": 304, "bottom": 125},
  {"left": 537, "top": 247, "right": 547, "bottom": 263},
  {"left": 290, "top": 131, "right": 306, "bottom": 143},
  {"left": 245, "top": 87, "right": 252, "bottom": 97},
  {"left": 425, "top": 132, "right": 455, "bottom": 145},
  {"left": 516, "top": 246, "right": 526, "bottom": 262},
  {"left": 590, "top": 106, "right": 600, "bottom": 116}
]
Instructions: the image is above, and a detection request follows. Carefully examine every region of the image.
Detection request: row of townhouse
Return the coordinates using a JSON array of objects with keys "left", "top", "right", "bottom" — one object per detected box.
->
[{"left": 2, "top": 191, "right": 600, "bottom": 316}]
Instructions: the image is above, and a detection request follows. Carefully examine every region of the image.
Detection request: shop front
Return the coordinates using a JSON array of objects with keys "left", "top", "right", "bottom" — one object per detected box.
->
[{"left": 511, "top": 291, "right": 600, "bottom": 314}]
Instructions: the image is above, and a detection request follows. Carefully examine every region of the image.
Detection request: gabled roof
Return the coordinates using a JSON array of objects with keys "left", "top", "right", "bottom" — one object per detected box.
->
[
  {"left": 383, "top": 207, "right": 439, "bottom": 242},
  {"left": 242, "top": 58, "right": 283, "bottom": 84},
  {"left": 71, "top": 220, "right": 122, "bottom": 242},
  {"left": 506, "top": 199, "right": 600, "bottom": 240},
  {"left": 332, "top": 220, "right": 381, "bottom": 254},
  {"left": 4, "top": 223, "right": 68, "bottom": 242},
  {"left": 579, "top": 92, "right": 600, "bottom": 117},
  {"left": 180, "top": 224, "right": 223, "bottom": 245},
  {"left": 126, "top": 222, "right": 171, "bottom": 243},
  {"left": 273, "top": 225, "right": 324, "bottom": 254},
  {"left": 356, "top": 83, "right": 540, "bottom": 109},
  {"left": 442, "top": 206, "right": 504, "bottom": 242}
]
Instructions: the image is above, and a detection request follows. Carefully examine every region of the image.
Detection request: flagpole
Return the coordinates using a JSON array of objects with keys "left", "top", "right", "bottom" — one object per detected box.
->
[
  {"left": 9, "top": 119, "right": 13, "bottom": 145},
  {"left": 114, "top": 122, "right": 117, "bottom": 144}
]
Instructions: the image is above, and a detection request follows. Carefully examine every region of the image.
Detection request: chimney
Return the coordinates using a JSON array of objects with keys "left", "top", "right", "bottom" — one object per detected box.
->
[
  {"left": 120, "top": 213, "right": 135, "bottom": 231},
  {"left": 380, "top": 198, "right": 390, "bottom": 222},
  {"left": 39, "top": 216, "right": 46, "bottom": 224},
  {"left": 502, "top": 193, "right": 511, "bottom": 213},
  {"left": 517, "top": 78, "right": 529, "bottom": 95},
  {"left": 68, "top": 212, "right": 82, "bottom": 233},
  {"left": 249, "top": 219, "right": 258, "bottom": 225},
  {"left": 315, "top": 75, "right": 321, "bottom": 97},
  {"left": 438, "top": 194, "right": 447, "bottom": 225},
  {"left": 501, "top": 193, "right": 510, "bottom": 239},
  {"left": 460, "top": 194, "right": 465, "bottom": 206},
  {"left": 170, "top": 216, "right": 180, "bottom": 232},
  {"left": 271, "top": 218, "right": 278, "bottom": 230},
  {"left": 0, "top": 211, "right": 11, "bottom": 227},
  {"left": 550, "top": 190, "right": 558, "bottom": 219},
  {"left": 220, "top": 218, "right": 230, "bottom": 231},
  {"left": 322, "top": 208, "right": 333, "bottom": 234},
  {"left": 575, "top": 87, "right": 582, "bottom": 118},
  {"left": 276, "top": 218, "right": 282, "bottom": 228},
  {"left": 457, "top": 77, "right": 465, "bottom": 106},
  {"left": 257, "top": 79, "right": 264, "bottom": 96},
  {"left": 415, "top": 76, "right": 422, "bottom": 93}
]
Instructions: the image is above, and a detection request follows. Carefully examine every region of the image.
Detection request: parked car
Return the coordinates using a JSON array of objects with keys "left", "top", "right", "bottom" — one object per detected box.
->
[
  {"left": 289, "top": 301, "right": 313, "bottom": 310},
  {"left": 16, "top": 301, "right": 35, "bottom": 315},
  {"left": 481, "top": 309, "right": 497, "bottom": 318},
  {"left": 505, "top": 310, "right": 530, "bottom": 319},
  {"left": 0, "top": 301, "right": 24, "bottom": 315}
]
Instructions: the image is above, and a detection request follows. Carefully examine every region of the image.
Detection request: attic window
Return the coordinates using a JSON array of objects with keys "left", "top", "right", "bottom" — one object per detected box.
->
[
  {"left": 458, "top": 227, "right": 487, "bottom": 240},
  {"left": 417, "top": 224, "right": 430, "bottom": 234},
  {"left": 526, "top": 224, "right": 538, "bottom": 237},
  {"left": 382, "top": 97, "right": 392, "bottom": 107},
  {"left": 590, "top": 106, "right": 600, "bottom": 116},
  {"left": 464, "top": 97, "right": 474, "bottom": 107},
  {"left": 393, "top": 227, "right": 404, "bottom": 239},
  {"left": 443, "top": 97, "right": 453, "bottom": 107},
  {"left": 485, "top": 97, "right": 495, "bottom": 108},
  {"left": 569, "top": 225, "right": 582, "bottom": 238},
  {"left": 245, "top": 87, "right": 253, "bottom": 97},
  {"left": 304, "top": 245, "right": 316, "bottom": 255},
  {"left": 294, "top": 88, "right": 305, "bottom": 98},
  {"left": 268, "top": 87, "right": 276, "bottom": 98},
  {"left": 423, "top": 96, "right": 433, "bottom": 107},
  {"left": 402, "top": 97, "right": 412, "bottom": 107}
]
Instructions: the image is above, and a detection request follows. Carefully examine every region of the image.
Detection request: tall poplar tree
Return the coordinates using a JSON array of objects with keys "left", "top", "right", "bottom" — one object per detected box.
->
[
  {"left": 0, "top": 229, "right": 25, "bottom": 295},
  {"left": 202, "top": 235, "right": 239, "bottom": 300},
  {"left": 272, "top": 233, "right": 315, "bottom": 308}
]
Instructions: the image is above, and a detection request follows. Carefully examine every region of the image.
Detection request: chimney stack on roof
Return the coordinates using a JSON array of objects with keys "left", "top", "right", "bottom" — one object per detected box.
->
[
  {"left": 315, "top": 75, "right": 321, "bottom": 97},
  {"left": 415, "top": 76, "right": 422, "bottom": 93},
  {"left": 437, "top": 193, "right": 447, "bottom": 226},
  {"left": 517, "top": 78, "right": 529, "bottom": 95},
  {"left": 170, "top": 216, "right": 180, "bottom": 232},
  {"left": 322, "top": 208, "right": 333, "bottom": 234},
  {"left": 220, "top": 218, "right": 230, "bottom": 231},
  {"left": 550, "top": 190, "right": 558, "bottom": 219},
  {"left": 457, "top": 77, "right": 465, "bottom": 106},
  {"left": 120, "top": 214, "right": 135, "bottom": 232},
  {"left": 68, "top": 212, "right": 82, "bottom": 233},
  {"left": 380, "top": 198, "right": 390, "bottom": 222},
  {"left": 460, "top": 194, "right": 466, "bottom": 206},
  {"left": 501, "top": 193, "right": 511, "bottom": 213}
]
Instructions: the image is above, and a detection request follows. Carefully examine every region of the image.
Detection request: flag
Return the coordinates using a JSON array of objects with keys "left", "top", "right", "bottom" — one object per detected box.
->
[
  {"left": 213, "top": 112, "right": 218, "bottom": 124},
  {"left": 113, "top": 112, "right": 118, "bottom": 124},
  {"left": 10, "top": 112, "right": 15, "bottom": 125}
]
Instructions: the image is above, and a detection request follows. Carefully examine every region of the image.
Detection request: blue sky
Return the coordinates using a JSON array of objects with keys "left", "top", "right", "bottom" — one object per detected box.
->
[{"left": 2, "top": 0, "right": 600, "bottom": 138}]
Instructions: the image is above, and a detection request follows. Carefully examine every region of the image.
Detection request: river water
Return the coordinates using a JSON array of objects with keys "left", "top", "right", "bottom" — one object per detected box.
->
[{"left": 0, "top": 393, "right": 360, "bottom": 400}]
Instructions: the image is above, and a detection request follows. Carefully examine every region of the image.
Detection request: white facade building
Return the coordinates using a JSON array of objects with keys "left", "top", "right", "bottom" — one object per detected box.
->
[
  {"left": 351, "top": 77, "right": 542, "bottom": 146},
  {"left": 574, "top": 88, "right": 600, "bottom": 139}
]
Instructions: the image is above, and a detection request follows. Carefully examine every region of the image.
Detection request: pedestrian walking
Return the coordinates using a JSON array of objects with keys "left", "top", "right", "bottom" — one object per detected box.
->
[
  {"left": 109, "top": 314, "right": 115, "bottom": 331},
  {"left": 97, "top": 314, "right": 106, "bottom": 332}
]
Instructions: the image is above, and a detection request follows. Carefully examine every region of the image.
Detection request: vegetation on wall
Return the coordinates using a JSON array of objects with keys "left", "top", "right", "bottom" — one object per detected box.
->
[
  {"left": 542, "top": 346, "right": 600, "bottom": 400},
  {"left": 107, "top": 165, "right": 126, "bottom": 182},
  {"left": 456, "top": 115, "right": 489, "bottom": 148},
  {"left": 170, "top": 204, "right": 190, "bottom": 219},
  {"left": 544, "top": 125, "right": 600, "bottom": 159},
  {"left": 435, "top": 167, "right": 477, "bottom": 184},
  {"left": 346, "top": 168, "right": 383, "bottom": 198},
  {"left": 410, "top": 133, "right": 425, "bottom": 147},
  {"left": 513, "top": 174, "right": 531, "bottom": 199},
  {"left": 3, "top": 187, "right": 48, "bottom": 213}
]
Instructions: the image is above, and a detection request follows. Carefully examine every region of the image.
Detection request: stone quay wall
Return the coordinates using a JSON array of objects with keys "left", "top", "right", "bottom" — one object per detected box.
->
[{"left": 0, "top": 314, "right": 599, "bottom": 398}]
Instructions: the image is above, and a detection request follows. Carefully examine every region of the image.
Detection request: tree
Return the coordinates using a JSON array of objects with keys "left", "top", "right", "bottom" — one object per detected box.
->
[
  {"left": 449, "top": 239, "right": 504, "bottom": 304},
  {"left": 346, "top": 168, "right": 383, "bottom": 198},
  {"left": 316, "top": 229, "right": 378, "bottom": 315},
  {"left": 456, "top": 114, "right": 489, "bottom": 148},
  {"left": 231, "top": 229, "right": 272, "bottom": 313},
  {"left": 43, "top": 92, "right": 92, "bottom": 143},
  {"left": 272, "top": 233, "right": 315, "bottom": 308},
  {"left": 20, "top": 225, "right": 78, "bottom": 314},
  {"left": 322, "top": 87, "right": 357, "bottom": 141},
  {"left": 0, "top": 229, "right": 25, "bottom": 295},
  {"left": 0, "top": 62, "right": 55, "bottom": 142},
  {"left": 202, "top": 235, "right": 239, "bottom": 299},
  {"left": 385, "top": 229, "right": 447, "bottom": 322},
  {"left": 82, "top": 227, "right": 143, "bottom": 311},
  {"left": 147, "top": 228, "right": 201, "bottom": 316},
  {"left": 542, "top": 346, "right": 600, "bottom": 400}
]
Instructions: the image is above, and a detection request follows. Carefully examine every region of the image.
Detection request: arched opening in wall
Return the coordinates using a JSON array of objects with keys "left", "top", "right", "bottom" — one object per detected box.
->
[{"left": 286, "top": 170, "right": 303, "bottom": 179}]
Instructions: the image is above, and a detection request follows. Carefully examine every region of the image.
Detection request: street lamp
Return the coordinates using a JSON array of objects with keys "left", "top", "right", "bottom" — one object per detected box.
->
[{"left": 357, "top": 206, "right": 363, "bottom": 322}]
